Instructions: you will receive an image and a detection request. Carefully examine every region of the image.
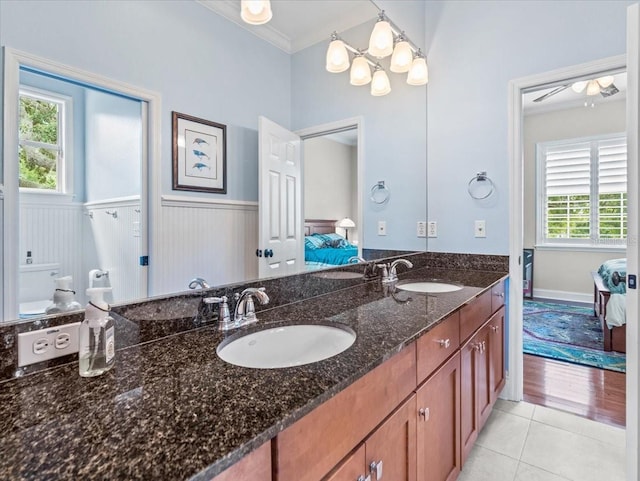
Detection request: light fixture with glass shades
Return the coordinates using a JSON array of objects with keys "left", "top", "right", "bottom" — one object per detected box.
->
[
  {"left": 240, "top": 0, "right": 272, "bottom": 26},
  {"left": 326, "top": 10, "right": 428, "bottom": 97},
  {"left": 335, "top": 218, "right": 356, "bottom": 241}
]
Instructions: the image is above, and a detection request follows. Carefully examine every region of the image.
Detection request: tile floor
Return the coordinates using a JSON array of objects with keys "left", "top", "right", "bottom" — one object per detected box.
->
[{"left": 459, "top": 400, "right": 626, "bottom": 481}]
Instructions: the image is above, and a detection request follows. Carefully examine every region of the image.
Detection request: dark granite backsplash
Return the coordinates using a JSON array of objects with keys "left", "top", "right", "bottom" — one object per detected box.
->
[{"left": 0, "top": 252, "right": 507, "bottom": 382}]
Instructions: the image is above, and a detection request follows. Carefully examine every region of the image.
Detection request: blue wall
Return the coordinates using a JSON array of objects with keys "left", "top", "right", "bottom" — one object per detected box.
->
[
  {"left": 1, "top": 0, "right": 291, "bottom": 202},
  {"left": 425, "top": 0, "right": 635, "bottom": 254}
]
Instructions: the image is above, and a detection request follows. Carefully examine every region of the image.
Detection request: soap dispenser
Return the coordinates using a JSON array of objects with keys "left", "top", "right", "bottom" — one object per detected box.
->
[
  {"left": 79, "top": 287, "right": 115, "bottom": 377},
  {"left": 45, "top": 276, "right": 82, "bottom": 314}
]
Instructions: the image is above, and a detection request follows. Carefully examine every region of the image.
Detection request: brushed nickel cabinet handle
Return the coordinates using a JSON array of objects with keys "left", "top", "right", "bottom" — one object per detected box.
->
[{"left": 437, "top": 338, "right": 451, "bottom": 349}]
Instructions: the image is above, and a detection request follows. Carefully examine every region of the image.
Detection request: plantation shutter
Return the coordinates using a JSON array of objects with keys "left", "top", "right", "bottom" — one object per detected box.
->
[
  {"left": 545, "top": 142, "right": 591, "bottom": 196},
  {"left": 544, "top": 142, "right": 591, "bottom": 239},
  {"left": 598, "top": 137, "right": 627, "bottom": 239}
]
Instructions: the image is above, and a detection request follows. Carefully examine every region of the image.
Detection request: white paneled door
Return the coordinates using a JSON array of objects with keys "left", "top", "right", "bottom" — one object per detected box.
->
[{"left": 258, "top": 117, "right": 303, "bottom": 279}]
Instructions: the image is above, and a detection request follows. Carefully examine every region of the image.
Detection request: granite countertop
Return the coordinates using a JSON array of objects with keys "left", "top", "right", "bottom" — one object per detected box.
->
[{"left": 0, "top": 267, "right": 506, "bottom": 480}]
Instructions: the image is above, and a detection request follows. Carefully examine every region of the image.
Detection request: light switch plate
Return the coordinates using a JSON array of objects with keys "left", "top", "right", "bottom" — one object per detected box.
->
[
  {"left": 18, "top": 322, "right": 81, "bottom": 367},
  {"left": 475, "top": 220, "right": 486, "bottom": 238},
  {"left": 378, "top": 220, "right": 387, "bottom": 236}
]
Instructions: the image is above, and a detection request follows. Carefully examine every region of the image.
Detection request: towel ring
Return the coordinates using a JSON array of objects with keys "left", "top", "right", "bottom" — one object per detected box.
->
[
  {"left": 370, "top": 181, "right": 390, "bottom": 204},
  {"left": 467, "top": 172, "right": 495, "bottom": 200}
]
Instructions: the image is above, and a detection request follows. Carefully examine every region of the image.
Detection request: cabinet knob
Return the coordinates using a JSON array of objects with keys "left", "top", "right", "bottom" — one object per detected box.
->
[
  {"left": 482, "top": 340, "right": 486, "bottom": 353},
  {"left": 473, "top": 342, "right": 482, "bottom": 352},
  {"left": 437, "top": 338, "right": 451, "bottom": 349},
  {"left": 370, "top": 460, "right": 383, "bottom": 479},
  {"left": 491, "top": 325, "right": 499, "bottom": 333},
  {"left": 357, "top": 476, "right": 372, "bottom": 481},
  {"left": 494, "top": 292, "right": 504, "bottom": 298},
  {"left": 419, "top": 407, "right": 430, "bottom": 421}
]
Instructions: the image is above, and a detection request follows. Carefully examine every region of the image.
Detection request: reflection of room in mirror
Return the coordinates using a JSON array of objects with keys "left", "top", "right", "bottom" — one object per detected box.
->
[{"left": 14, "top": 68, "right": 144, "bottom": 317}]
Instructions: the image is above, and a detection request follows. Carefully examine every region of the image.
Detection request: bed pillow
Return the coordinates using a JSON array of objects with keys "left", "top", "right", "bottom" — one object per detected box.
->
[
  {"left": 315, "top": 233, "right": 350, "bottom": 248},
  {"left": 305, "top": 235, "right": 326, "bottom": 250}
]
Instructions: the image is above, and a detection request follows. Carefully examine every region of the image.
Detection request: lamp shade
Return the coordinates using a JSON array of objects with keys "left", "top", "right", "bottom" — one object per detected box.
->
[
  {"left": 368, "top": 20, "right": 394, "bottom": 58},
  {"left": 326, "top": 39, "right": 350, "bottom": 73},
  {"left": 390, "top": 41, "right": 413, "bottom": 73},
  {"left": 571, "top": 80, "right": 588, "bottom": 93},
  {"left": 240, "top": 0, "right": 272, "bottom": 25},
  {"left": 371, "top": 69, "right": 391, "bottom": 96},
  {"left": 336, "top": 218, "right": 356, "bottom": 229},
  {"left": 350, "top": 56, "right": 372, "bottom": 86},
  {"left": 407, "top": 57, "right": 428, "bottom": 85},
  {"left": 597, "top": 75, "right": 615, "bottom": 88},
  {"left": 586, "top": 79, "right": 600, "bottom": 96}
]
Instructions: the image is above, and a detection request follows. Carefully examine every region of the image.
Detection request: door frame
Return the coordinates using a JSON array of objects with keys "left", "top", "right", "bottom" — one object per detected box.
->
[
  {"left": 1, "top": 47, "right": 162, "bottom": 320},
  {"left": 296, "top": 117, "right": 364, "bottom": 256}
]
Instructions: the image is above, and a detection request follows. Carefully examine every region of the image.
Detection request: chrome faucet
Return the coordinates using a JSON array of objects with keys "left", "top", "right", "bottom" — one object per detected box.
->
[
  {"left": 376, "top": 259, "right": 413, "bottom": 284},
  {"left": 349, "top": 256, "right": 377, "bottom": 280},
  {"left": 188, "top": 277, "right": 210, "bottom": 289},
  {"left": 200, "top": 296, "right": 233, "bottom": 330},
  {"left": 234, "top": 287, "right": 269, "bottom": 327}
]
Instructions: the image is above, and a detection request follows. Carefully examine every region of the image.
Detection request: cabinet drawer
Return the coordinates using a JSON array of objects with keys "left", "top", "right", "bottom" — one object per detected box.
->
[
  {"left": 210, "top": 441, "right": 271, "bottom": 481},
  {"left": 416, "top": 311, "right": 460, "bottom": 384},
  {"left": 491, "top": 280, "right": 505, "bottom": 313},
  {"left": 275, "top": 344, "right": 417, "bottom": 481},
  {"left": 460, "top": 290, "right": 492, "bottom": 341}
]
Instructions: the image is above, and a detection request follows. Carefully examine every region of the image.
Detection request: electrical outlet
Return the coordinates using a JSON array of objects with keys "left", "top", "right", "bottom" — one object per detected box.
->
[
  {"left": 133, "top": 221, "right": 141, "bottom": 238},
  {"left": 378, "top": 220, "right": 387, "bottom": 236},
  {"left": 475, "top": 220, "right": 486, "bottom": 238},
  {"left": 18, "top": 322, "right": 81, "bottom": 367},
  {"left": 417, "top": 221, "right": 427, "bottom": 238},
  {"left": 428, "top": 221, "right": 437, "bottom": 238}
]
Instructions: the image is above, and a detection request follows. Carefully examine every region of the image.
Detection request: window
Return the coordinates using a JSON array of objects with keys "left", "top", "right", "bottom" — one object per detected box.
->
[
  {"left": 537, "top": 134, "right": 627, "bottom": 248},
  {"left": 18, "top": 87, "right": 72, "bottom": 193}
]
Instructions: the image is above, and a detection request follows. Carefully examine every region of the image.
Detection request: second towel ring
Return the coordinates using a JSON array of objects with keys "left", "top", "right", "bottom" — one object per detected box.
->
[
  {"left": 467, "top": 172, "right": 495, "bottom": 200},
  {"left": 371, "top": 181, "right": 390, "bottom": 204}
]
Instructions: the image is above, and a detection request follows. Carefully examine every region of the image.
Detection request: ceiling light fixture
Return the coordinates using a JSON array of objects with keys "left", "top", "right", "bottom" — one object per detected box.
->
[
  {"left": 240, "top": 0, "right": 272, "bottom": 26},
  {"left": 571, "top": 75, "right": 617, "bottom": 95},
  {"left": 326, "top": 10, "right": 428, "bottom": 97}
]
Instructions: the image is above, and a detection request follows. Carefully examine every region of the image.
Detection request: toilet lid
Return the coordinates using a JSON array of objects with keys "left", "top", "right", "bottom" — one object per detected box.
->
[{"left": 20, "top": 300, "right": 52, "bottom": 315}]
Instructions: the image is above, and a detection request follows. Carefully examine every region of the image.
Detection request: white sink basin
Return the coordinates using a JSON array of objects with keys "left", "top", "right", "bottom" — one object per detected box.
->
[
  {"left": 396, "top": 281, "right": 463, "bottom": 293},
  {"left": 217, "top": 324, "right": 356, "bottom": 369}
]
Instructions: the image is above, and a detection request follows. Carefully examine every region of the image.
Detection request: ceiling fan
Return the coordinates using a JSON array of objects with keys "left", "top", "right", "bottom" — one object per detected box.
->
[{"left": 533, "top": 75, "right": 619, "bottom": 103}]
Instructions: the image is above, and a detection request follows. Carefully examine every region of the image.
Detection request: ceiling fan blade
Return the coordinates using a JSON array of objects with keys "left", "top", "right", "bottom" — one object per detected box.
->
[
  {"left": 600, "top": 84, "right": 619, "bottom": 98},
  {"left": 532, "top": 85, "right": 570, "bottom": 103}
]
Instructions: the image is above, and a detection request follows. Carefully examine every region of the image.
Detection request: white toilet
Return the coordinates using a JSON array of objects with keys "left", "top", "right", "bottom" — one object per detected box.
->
[{"left": 19, "top": 263, "right": 60, "bottom": 316}]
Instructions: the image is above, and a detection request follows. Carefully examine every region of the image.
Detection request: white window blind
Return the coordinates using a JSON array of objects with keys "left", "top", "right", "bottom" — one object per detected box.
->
[{"left": 537, "top": 134, "right": 627, "bottom": 246}]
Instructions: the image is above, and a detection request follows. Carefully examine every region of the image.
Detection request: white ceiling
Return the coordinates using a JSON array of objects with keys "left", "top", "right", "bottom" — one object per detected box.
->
[
  {"left": 523, "top": 71, "right": 627, "bottom": 114},
  {"left": 197, "top": 0, "right": 379, "bottom": 54}
]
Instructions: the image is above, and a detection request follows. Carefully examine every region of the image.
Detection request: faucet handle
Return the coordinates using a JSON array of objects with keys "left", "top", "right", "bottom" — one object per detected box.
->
[{"left": 203, "top": 296, "right": 232, "bottom": 328}]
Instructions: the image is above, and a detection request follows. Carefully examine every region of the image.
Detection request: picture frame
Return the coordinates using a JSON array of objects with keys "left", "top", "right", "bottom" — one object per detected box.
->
[{"left": 172, "top": 111, "right": 227, "bottom": 194}]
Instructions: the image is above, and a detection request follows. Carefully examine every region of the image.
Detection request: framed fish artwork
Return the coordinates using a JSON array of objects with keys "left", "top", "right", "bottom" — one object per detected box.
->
[{"left": 172, "top": 111, "right": 227, "bottom": 193}]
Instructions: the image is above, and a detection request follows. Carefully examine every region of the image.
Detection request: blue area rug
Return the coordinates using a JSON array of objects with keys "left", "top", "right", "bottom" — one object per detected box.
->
[{"left": 523, "top": 300, "right": 626, "bottom": 373}]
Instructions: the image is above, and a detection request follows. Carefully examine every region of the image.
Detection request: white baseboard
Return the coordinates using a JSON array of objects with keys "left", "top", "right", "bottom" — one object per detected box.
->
[{"left": 532, "top": 288, "right": 592, "bottom": 305}]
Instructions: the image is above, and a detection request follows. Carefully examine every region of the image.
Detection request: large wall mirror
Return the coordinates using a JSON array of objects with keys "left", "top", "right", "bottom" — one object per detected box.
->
[{"left": 1, "top": 0, "right": 428, "bottom": 324}]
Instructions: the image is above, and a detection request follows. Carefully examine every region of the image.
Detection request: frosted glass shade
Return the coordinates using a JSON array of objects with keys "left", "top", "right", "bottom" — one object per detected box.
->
[
  {"left": 326, "top": 40, "right": 350, "bottom": 73},
  {"left": 371, "top": 70, "right": 391, "bottom": 96},
  {"left": 350, "top": 56, "right": 372, "bottom": 86},
  {"left": 390, "top": 41, "right": 413, "bottom": 73},
  {"left": 407, "top": 57, "right": 428, "bottom": 85},
  {"left": 240, "top": 0, "right": 272, "bottom": 25},
  {"left": 368, "top": 20, "right": 393, "bottom": 58},
  {"left": 571, "top": 81, "right": 588, "bottom": 93},
  {"left": 586, "top": 79, "right": 600, "bottom": 96},
  {"left": 597, "top": 75, "right": 615, "bottom": 88}
]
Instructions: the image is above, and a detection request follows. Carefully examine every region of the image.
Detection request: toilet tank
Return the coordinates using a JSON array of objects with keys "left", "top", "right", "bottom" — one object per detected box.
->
[{"left": 19, "top": 263, "right": 61, "bottom": 304}]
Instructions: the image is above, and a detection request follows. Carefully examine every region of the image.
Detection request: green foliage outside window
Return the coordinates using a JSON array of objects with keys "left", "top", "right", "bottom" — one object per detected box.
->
[{"left": 19, "top": 96, "right": 59, "bottom": 190}]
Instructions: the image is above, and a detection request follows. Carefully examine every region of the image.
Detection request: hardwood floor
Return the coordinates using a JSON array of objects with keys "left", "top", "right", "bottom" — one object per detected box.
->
[{"left": 523, "top": 354, "right": 626, "bottom": 427}]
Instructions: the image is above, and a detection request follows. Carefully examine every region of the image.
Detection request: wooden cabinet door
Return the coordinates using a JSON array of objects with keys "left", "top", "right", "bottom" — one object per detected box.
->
[
  {"left": 416, "top": 353, "right": 461, "bottom": 481},
  {"left": 365, "top": 395, "right": 417, "bottom": 481},
  {"left": 476, "top": 324, "right": 492, "bottom": 429},
  {"left": 325, "top": 445, "right": 367, "bottom": 481},
  {"left": 460, "top": 334, "right": 479, "bottom": 465},
  {"left": 488, "top": 307, "right": 506, "bottom": 404}
]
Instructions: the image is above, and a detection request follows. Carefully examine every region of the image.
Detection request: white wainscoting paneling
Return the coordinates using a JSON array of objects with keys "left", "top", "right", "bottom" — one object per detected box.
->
[
  {"left": 154, "top": 196, "right": 258, "bottom": 295},
  {"left": 85, "top": 197, "right": 142, "bottom": 304}
]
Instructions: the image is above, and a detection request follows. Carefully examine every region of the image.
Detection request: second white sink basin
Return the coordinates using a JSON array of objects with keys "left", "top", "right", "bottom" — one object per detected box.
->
[
  {"left": 217, "top": 323, "right": 356, "bottom": 369},
  {"left": 396, "top": 281, "right": 463, "bottom": 293}
]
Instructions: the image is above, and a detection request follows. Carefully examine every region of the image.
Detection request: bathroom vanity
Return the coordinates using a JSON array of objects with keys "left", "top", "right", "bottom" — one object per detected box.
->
[{"left": 0, "top": 254, "right": 507, "bottom": 481}]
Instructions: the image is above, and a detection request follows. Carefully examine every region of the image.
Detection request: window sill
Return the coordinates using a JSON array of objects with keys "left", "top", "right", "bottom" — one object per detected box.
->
[
  {"left": 534, "top": 243, "right": 626, "bottom": 254},
  {"left": 19, "top": 191, "right": 75, "bottom": 204}
]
